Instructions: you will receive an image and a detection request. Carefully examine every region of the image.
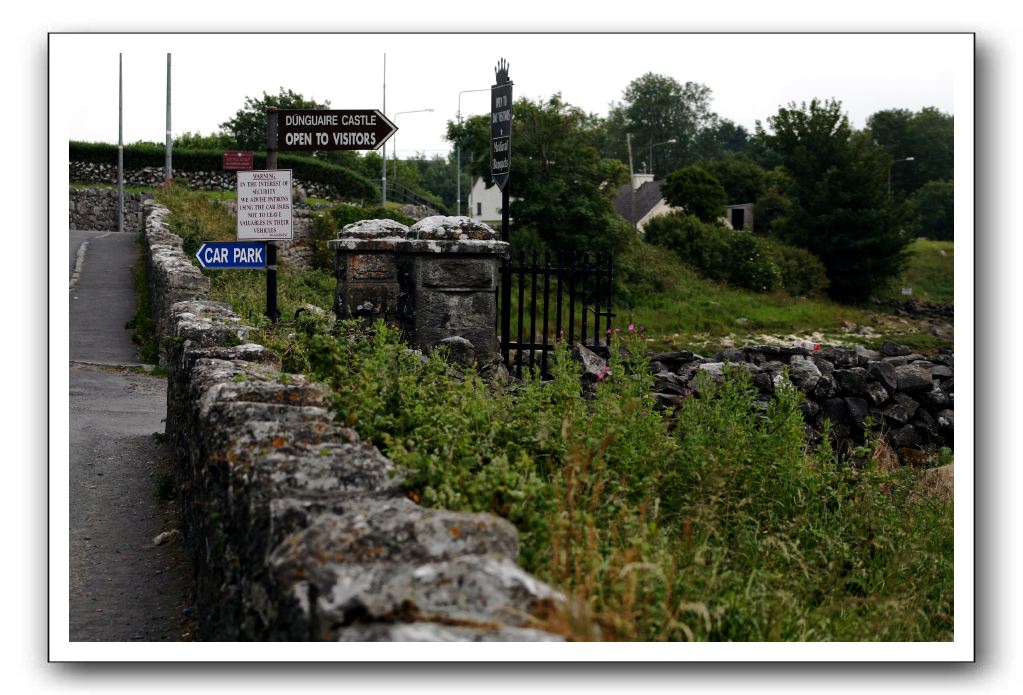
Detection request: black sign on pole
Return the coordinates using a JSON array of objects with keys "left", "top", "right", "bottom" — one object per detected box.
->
[
  {"left": 264, "top": 107, "right": 280, "bottom": 323},
  {"left": 491, "top": 60, "right": 512, "bottom": 192},
  {"left": 276, "top": 109, "right": 397, "bottom": 151},
  {"left": 495, "top": 58, "right": 513, "bottom": 368}
]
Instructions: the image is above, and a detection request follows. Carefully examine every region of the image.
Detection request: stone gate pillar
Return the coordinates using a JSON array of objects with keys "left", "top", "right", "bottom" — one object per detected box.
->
[{"left": 327, "top": 216, "right": 509, "bottom": 365}]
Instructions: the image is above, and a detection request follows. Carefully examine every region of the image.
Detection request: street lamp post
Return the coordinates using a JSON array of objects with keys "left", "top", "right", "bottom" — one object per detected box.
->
[
  {"left": 648, "top": 138, "right": 677, "bottom": 177},
  {"left": 888, "top": 156, "right": 915, "bottom": 198},
  {"left": 456, "top": 88, "right": 490, "bottom": 217},
  {"left": 391, "top": 109, "right": 434, "bottom": 184}
]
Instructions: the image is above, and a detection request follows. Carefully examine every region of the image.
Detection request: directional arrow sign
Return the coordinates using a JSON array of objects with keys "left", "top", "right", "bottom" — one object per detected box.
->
[
  {"left": 276, "top": 109, "right": 397, "bottom": 151},
  {"left": 195, "top": 242, "right": 267, "bottom": 270}
]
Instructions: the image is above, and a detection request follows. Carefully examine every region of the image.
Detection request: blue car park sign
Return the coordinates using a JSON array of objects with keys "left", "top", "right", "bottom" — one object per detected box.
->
[{"left": 195, "top": 241, "right": 267, "bottom": 270}]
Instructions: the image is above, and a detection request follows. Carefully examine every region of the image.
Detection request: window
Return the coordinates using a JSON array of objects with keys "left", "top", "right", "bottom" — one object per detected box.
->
[{"left": 477, "top": 202, "right": 482, "bottom": 216}]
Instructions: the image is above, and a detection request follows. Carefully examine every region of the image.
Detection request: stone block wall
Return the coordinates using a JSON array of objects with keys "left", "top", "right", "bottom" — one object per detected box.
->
[
  {"left": 70, "top": 187, "right": 150, "bottom": 232},
  {"left": 72, "top": 161, "right": 351, "bottom": 201},
  {"left": 141, "top": 201, "right": 563, "bottom": 641},
  {"left": 646, "top": 342, "right": 954, "bottom": 462}
]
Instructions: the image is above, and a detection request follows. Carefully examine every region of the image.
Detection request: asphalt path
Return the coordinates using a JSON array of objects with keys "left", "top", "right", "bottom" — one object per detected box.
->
[{"left": 68, "top": 228, "right": 195, "bottom": 641}]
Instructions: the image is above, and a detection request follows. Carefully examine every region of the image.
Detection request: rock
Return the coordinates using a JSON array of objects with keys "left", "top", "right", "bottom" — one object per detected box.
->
[
  {"left": 653, "top": 392, "right": 684, "bottom": 410},
  {"left": 409, "top": 216, "right": 499, "bottom": 241},
  {"left": 879, "top": 340, "right": 912, "bottom": 357},
  {"left": 937, "top": 409, "right": 954, "bottom": 433},
  {"left": 931, "top": 365, "right": 953, "bottom": 378},
  {"left": 888, "top": 424, "right": 922, "bottom": 449},
  {"left": 821, "top": 397, "right": 849, "bottom": 426},
  {"left": 919, "top": 382, "right": 950, "bottom": 410},
  {"left": 714, "top": 347, "right": 747, "bottom": 363},
  {"left": 813, "top": 374, "right": 839, "bottom": 400},
  {"left": 854, "top": 344, "right": 881, "bottom": 361},
  {"left": 811, "top": 356, "right": 835, "bottom": 375},
  {"left": 653, "top": 371, "right": 686, "bottom": 395},
  {"left": 788, "top": 355, "right": 822, "bottom": 393},
  {"left": 799, "top": 399, "right": 821, "bottom": 419},
  {"left": 864, "top": 381, "right": 889, "bottom": 406},
  {"left": 572, "top": 343, "right": 609, "bottom": 382},
  {"left": 868, "top": 360, "right": 899, "bottom": 393},
  {"left": 881, "top": 353, "right": 926, "bottom": 367},
  {"left": 153, "top": 529, "right": 181, "bottom": 546},
  {"left": 844, "top": 396, "right": 870, "bottom": 432},
  {"left": 895, "top": 363, "right": 934, "bottom": 391},
  {"left": 435, "top": 336, "right": 476, "bottom": 368},
  {"left": 833, "top": 368, "right": 871, "bottom": 395},
  {"left": 335, "top": 623, "right": 563, "bottom": 642},
  {"left": 913, "top": 409, "right": 940, "bottom": 439},
  {"left": 884, "top": 392, "right": 920, "bottom": 425}
]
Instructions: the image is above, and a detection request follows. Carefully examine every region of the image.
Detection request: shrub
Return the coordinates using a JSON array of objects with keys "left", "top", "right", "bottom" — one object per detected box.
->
[
  {"left": 644, "top": 212, "right": 782, "bottom": 292},
  {"left": 760, "top": 237, "right": 830, "bottom": 296},
  {"left": 307, "top": 204, "right": 415, "bottom": 271}
]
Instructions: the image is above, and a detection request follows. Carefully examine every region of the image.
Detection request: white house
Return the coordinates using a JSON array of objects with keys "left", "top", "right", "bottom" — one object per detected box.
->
[
  {"left": 467, "top": 177, "right": 510, "bottom": 225},
  {"left": 612, "top": 174, "right": 754, "bottom": 232}
]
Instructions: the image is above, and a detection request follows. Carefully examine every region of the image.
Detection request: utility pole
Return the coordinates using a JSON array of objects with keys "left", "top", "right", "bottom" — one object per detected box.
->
[
  {"left": 117, "top": 53, "right": 124, "bottom": 234},
  {"left": 381, "top": 53, "right": 387, "bottom": 207},
  {"left": 626, "top": 133, "right": 635, "bottom": 227},
  {"left": 164, "top": 53, "right": 172, "bottom": 181}
]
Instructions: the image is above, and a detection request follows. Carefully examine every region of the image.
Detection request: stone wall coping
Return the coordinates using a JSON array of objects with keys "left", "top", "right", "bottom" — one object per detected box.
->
[
  {"left": 327, "top": 237, "right": 509, "bottom": 256},
  {"left": 409, "top": 215, "right": 499, "bottom": 241}
]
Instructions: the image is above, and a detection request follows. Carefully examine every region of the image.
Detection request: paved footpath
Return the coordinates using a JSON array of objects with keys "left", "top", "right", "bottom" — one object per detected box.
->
[{"left": 69, "top": 229, "right": 194, "bottom": 641}]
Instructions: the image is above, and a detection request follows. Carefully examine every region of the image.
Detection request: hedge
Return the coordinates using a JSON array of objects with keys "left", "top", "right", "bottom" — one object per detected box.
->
[{"left": 69, "top": 141, "right": 377, "bottom": 201}]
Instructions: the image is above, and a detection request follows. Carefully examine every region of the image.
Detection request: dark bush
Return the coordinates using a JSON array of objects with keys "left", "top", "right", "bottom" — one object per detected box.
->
[
  {"left": 308, "top": 204, "right": 414, "bottom": 271},
  {"left": 760, "top": 237, "right": 830, "bottom": 296},
  {"left": 644, "top": 212, "right": 783, "bottom": 293}
]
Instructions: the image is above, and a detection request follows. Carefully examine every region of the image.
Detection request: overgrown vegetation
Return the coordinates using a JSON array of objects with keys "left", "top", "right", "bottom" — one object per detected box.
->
[
  {"left": 152, "top": 185, "right": 952, "bottom": 641},
  {"left": 293, "top": 319, "right": 953, "bottom": 641},
  {"left": 643, "top": 211, "right": 829, "bottom": 296}
]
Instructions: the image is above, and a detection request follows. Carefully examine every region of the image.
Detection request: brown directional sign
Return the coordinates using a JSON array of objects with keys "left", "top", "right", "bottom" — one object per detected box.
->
[
  {"left": 223, "top": 151, "right": 254, "bottom": 170},
  {"left": 276, "top": 109, "right": 397, "bottom": 151},
  {"left": 491, "top": 59, "right": 512, "bottom": 191}
]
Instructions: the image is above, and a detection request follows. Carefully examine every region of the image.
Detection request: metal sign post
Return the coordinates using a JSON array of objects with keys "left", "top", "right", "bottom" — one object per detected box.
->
[
  {"left": 264, "top": 107, "right": 280, "bottom": 322},
  {"left": 492, "top": 58, "right": 513, "bottom": 364}
]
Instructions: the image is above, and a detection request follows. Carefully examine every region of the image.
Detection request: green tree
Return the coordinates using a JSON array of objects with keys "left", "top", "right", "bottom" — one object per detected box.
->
[
  {"left": 661, "top": 166, "right": 728, "bottom": 223},
  {"left": 599, "top": 73, "right": 716, "bottom": 177},
  {"left": 447, "top": 94, "right": 630, "bottom": 254},
  {"left": 909, "top": 179, "right": 954, "bottom": 241},
  {"left": 866, "top": 107, "right": 953, "bottom": 197},
  {"left": 691, "top": 118, "right": 750, "bottom": 162},
  {"left": 756, "top": 98, "right": 911, "bottom": 302},
  {"left": 219, "top": 88, "right": 331, "bottom": 151},
  {"left": 701, "top": 157, "right": 768, "bottom": 205}
]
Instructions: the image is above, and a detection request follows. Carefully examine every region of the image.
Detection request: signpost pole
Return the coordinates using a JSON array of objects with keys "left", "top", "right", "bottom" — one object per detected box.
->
[
  {"left": 492, "top": 59, "right": 513, "bottom": 364},
  {"left": 265, "top": 107, "right": 279, "bottom": 323},
  {"left": 117, "top": 53, "right": 124, "bottom": 234},
  {"left": 165, "top": 53, "right": 172, "bottom": 181}
]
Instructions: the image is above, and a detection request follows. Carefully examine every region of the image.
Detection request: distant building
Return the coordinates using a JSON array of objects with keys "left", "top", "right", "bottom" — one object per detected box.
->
[
  {"left": 467, "top": 177, "right": 511, "bottom": 225},
  {"left": 613, "top": 174, "right": 754, "bottom": 233},
  {"left": 723, "top": 203, "right": 755, "bottom": 232}
]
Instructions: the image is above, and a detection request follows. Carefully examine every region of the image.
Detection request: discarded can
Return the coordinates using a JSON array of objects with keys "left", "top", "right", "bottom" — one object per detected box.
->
[{"left": 793, "top": 340, "right": 821, "bottom": 351}]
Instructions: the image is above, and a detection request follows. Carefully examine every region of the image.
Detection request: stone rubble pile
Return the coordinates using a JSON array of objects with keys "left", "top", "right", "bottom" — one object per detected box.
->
[
  {"left": 142, "top": 201, "right": 563, "bottom": 641},
  {"left": 644, "top": 342, "right": 954, "bottom": 462}
]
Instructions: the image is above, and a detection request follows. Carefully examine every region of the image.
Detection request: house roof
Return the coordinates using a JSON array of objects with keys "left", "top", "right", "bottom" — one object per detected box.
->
[{"left": 612, "top": 180, "right": 666, "bottom": 224}]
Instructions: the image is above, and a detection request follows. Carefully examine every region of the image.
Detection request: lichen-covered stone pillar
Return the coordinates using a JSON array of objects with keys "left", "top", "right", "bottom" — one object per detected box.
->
[
  {"left": 397, "top": 216, "right": 509, "bottom": 364},
  {"left": 326, "top": 218, "right": 410, "bottom": 324},
  {"left": 328, "top": 216, "right": 508, "bottom": 365}
]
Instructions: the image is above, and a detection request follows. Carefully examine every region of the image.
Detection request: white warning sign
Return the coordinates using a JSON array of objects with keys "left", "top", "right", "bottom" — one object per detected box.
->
[{"left": 236, "top": 169, "right": 293, "bottom": 241}]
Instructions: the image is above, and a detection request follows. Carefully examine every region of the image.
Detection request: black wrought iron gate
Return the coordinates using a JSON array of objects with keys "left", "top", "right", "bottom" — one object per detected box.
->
[{"left": 498, "top": 251, "right": 615, "bottom": 379}]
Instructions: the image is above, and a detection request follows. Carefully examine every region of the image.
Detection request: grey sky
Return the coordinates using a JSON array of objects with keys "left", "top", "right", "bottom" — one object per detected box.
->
[{"left": 51, "top": 33, "right": 968, "bottom": 161}]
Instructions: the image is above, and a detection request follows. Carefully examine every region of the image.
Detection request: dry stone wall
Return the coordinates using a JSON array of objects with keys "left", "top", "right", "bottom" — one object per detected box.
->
[
  {"left": 72, "top": 161, "right": 349, "bottom": 201},
  {"left": 644, "top": 342, "right": 954, "bottom": 463},
  {"left": 141, "top": 201, "right": 563, "bottom": 641},
  {"left": 70, "top": 187, "right": 150, "bottom": 232}
]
